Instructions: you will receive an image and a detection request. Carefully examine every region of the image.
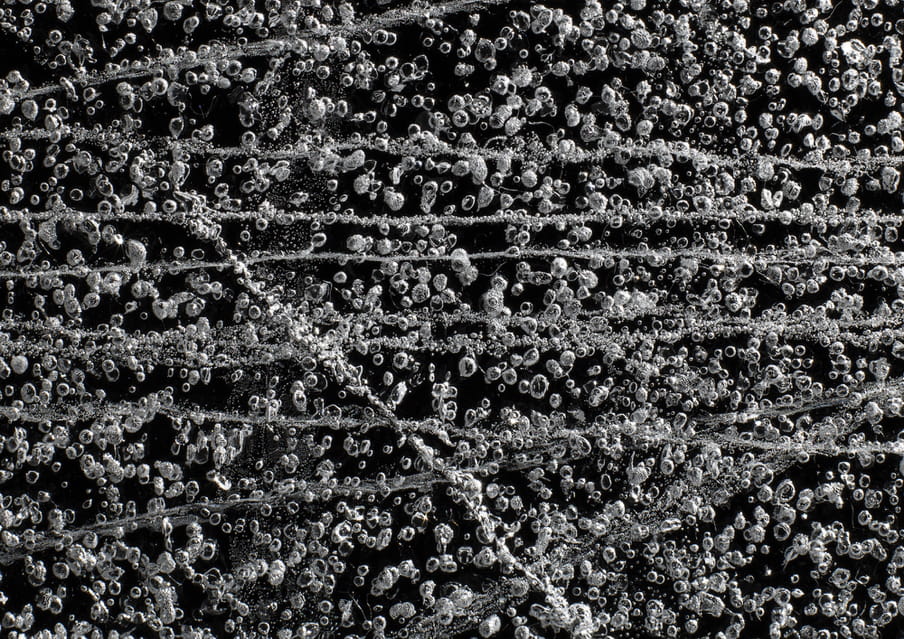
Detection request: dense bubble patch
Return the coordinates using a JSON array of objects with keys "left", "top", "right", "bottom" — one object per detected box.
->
[{"left": 2, "top": 0, "right": 904, "bottom": 638}]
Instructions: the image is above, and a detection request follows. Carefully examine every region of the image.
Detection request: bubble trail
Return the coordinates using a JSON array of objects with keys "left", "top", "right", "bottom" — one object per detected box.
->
[{"left": 4, "top": 1, "right": 904, "bottom": 638}]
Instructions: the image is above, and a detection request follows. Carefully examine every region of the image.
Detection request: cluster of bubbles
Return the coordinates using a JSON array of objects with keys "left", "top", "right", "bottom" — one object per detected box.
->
[{"left": 2, "top": 0, "right": 904, "bottom": 637}]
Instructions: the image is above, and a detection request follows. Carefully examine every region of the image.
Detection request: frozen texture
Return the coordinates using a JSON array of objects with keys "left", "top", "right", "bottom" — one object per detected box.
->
[{"left": 1, "top": 1, "right": 904, "bottom": 638}]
